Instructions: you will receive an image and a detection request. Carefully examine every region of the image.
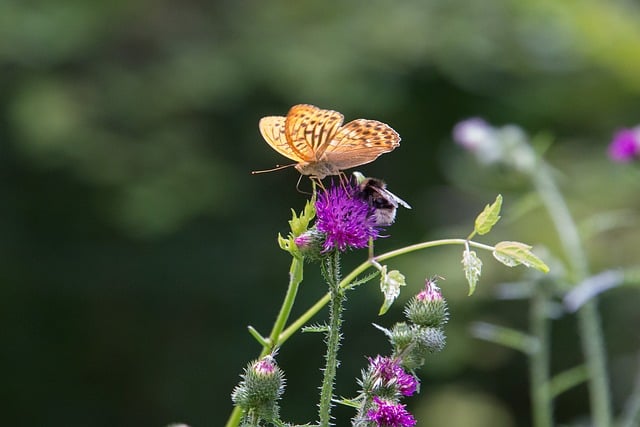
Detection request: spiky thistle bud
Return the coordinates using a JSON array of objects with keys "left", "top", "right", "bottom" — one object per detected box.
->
[
  {"left": 293, "top": 227, "right": 326, "bottom": 261},
  {"left": 388, "top": 318, "right": 447, "bottom": 371},
  {"left": 231, "top": 356, "right": 285, "bottom": 422},
  {"left": 404, "top": 278, "right": 449, "bottom": 327}
]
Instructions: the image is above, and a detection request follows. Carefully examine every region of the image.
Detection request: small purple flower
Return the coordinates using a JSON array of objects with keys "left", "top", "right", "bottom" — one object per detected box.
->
[
  {"left": 367, "top": 396, "right": 416, "bottom": 427},
  {"left": 452, "top": 118, "right": 494, "bottom": 150},
  {"left": 253, "top": 356, "right": 277, "bottom": 376},
  {"left": 608, "top": 128, "right": 640, "bottom": 162},
  {"left": 315, "top": 181, "right": 380, "bottom": 252},
  {"left": 452, "top": 117, "right": 506, "bottom": 165},
  {"left": 416, "top": 278, "right": 443, "bottom": 302},
  {"left": 368, "top": 355, "right": 418, "bottom": 397}
]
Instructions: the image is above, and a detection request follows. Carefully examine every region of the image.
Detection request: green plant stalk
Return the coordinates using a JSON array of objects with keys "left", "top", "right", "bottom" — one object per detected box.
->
[
  {"left": 225, "top": 256, "right": 304, "bottom": 427},
  {"left": 530, "top": 283, "right": 553, "bottom": 427},
  {"left": 550, "top": 365, "right": 589, "bottom": 398},
  {"left": 318, "top": 250, "right": 344, "bottom": 426},
  {"left": 532, "top": 162, "right": 612, "bottom": 426},
  {"left": 278, "top": 239, "right": 494, "bottom": 344},
  {"left": 265, "top": 255, "right": 305, "bottom": 353},
  {"left": 618, "top": 354, "right": 640, "bottom": 427},
  {"left": 227, "top": 239, "right": 496, "bottom": 427}
]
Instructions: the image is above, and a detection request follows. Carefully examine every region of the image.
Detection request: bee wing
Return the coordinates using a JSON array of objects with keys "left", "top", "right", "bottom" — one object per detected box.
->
[
  {"left": 379, "top": 187, "right": 411, "bottom": 209},
  {"left": 391, "top": 192, "right": 412, "bottom": 209}
]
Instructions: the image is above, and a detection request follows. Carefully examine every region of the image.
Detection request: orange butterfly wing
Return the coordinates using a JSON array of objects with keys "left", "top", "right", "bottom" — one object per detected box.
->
[
  {"left": 258, "top": 104, "right": 400, "bottom": 179},
  {"left": 285, "top": 104, "right": 344, "bottom": 160},
  {"left": 322, "top": 119, "right": 400, "bottom": 170},
  {"left": 259, "top": 116, "right": 306, "bottom": 162}
]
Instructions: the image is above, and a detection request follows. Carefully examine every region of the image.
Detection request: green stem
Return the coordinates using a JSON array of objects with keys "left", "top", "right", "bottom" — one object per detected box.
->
[
  {"left": 318, "top": 250, "right": 344, "bottom": 426},
  {"left": 532, "top": 162, "right": 611, "bottom": 426},
  {"left": 530, "top": 282, "right": 553, "bottom": 427},
  {"left": 278, "top": 239, "right": 493, "bottom": 344},
  {"left": 617, "top": 354, "right": 640, "bottom": 427},
  {"left": 265, "top": 256, "right": 305, "bottom": 353},
  {"left": 225, "top": 256, "right": 304, "bottom": 427},
  {"left": 227, "top": 238, "right": 496, "bottom": 427}
]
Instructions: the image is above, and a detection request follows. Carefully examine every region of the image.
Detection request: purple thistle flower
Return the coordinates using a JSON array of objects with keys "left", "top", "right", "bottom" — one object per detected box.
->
[
  {"left": 367, "top": 396, "right": 416, "bottom": 427},
  {"left": 452, "top": 117, "right": 494, "bottom": 150},
  {"left": 608, "top": 128, "right": 640, "bottom": 162},
  {"left": 315, "top": 181, "right": 380, "bottom": 252},
  {"left": 253, "top": 356, "right": 277, "bottom": 376},
  {"left": 368, "top": 355, "right": 418, "bottom": 397}
]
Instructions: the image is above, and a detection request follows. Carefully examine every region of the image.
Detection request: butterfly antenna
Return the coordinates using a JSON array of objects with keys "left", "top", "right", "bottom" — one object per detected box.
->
[{"left": 251, "top": 163, "right": 296, "bottom": 175}]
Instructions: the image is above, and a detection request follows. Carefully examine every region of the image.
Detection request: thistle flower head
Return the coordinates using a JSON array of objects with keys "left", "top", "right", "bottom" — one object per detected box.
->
[
  {"left": 315, "top": 180, "right": 381, "bottom": 252},
  {"left": 231, "top": 356, "right": 285, "bottom": 422},
  {"left": 453, "top": 118, "right": 536, "bottom": 172},
  {"left": 293, "top": 227, "right": 325, "bottom": 260},
  {"left": 416, "top": 277, "right": 443, "bottom": 302},
  {"left": 453, "top": 118, "right": 495, "bottom": 151},
  {"left": 608, "top": 127, "right": 640, "bottom": 162},
  {"left": 366, "top": 396, "right": 416, "bottom": 427},
  {"left": 367, "top": 355, "right": 418, "bottom": 397}
]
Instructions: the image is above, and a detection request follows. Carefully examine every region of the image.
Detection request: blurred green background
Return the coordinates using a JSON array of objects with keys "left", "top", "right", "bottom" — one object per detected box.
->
[{"left": 2, "top": 0, "right": 639, "bottom": 426}]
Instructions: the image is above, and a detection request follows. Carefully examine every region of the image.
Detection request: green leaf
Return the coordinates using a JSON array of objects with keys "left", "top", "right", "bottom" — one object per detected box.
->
[
  {"left": 334, "top": 397, "right": 360, "bottom": 408},
  {"left": 288, "top": 197, "right": 316, "bottom": 236},
  {"left": 279, "top": 197, "right": 317, "bottom": 257},
  {"left": 378, "top": 266, "right": 406, "bottom": 315},
  {"left": 277, "top": 233, "right": 290, "bottom": 251},
  {"left": 344, "top": 270, "right": 380, "bottom": 290},
  {"left": 493, "top": 241, "right": 550, "bottom": 273},
  {"left": 462, "top": 249, "right": 482, "bottom": 296},
  {"left": 302, "top": 323, "right": 330, "bottom": 333},
  {"left": 474, "top": 194, "right": 503, "bottom": 235},
  {"left": 470, "top": 321, "right": 538, "bottom": 354}
]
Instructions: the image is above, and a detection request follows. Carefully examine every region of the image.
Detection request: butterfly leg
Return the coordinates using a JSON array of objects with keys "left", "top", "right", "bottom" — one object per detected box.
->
[
  {"left": 312, "top": 177, "right": 327, "bottom": 193},
  {"left": 295, "top": 175, "right": 320, "bottom": 195},
  {"left": 337, "top": 171, "right": 352, "bottom": 195}
]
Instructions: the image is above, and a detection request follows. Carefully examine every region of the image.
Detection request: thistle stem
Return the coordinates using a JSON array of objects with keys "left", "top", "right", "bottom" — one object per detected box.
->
[
  {"left": 532, "top": 162, "right": 612, "bottom": 426},
  {"left": 225, "top": 256, "right": 304, "bottom": 427},
  {"left": 530, "top": 282, "right": 553, "bottom": 427},
  {"left": 318, "top": 250, "right": 345, "bottom": 426}
]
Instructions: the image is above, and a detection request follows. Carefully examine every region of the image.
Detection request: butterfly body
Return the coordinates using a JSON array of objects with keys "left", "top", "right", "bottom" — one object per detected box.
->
[{"left": 259, "top": 104, "right": 400, "bottom": 179}]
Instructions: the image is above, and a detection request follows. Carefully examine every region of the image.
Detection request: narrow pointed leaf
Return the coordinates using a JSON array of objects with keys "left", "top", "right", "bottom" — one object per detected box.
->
[
  {"left": 493, "top": 241, "right": 550, "bottom": 273},
  {"left": 475, "top": 194, "right": 503, "bottom": 235}
]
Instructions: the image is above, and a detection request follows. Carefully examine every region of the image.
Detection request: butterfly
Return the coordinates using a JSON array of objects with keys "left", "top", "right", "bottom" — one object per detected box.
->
[{"left": 258, "top": 104, "right": 401, "bottom": 179}]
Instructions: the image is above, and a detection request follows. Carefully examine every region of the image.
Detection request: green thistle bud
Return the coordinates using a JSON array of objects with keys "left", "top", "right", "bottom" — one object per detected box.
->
[
  {"left": 414, "top": 325, "right": 446, "bottom": 354},
  {"left": 293, "top": 227, "right": 326, "bottom": 261},
  {"left": 231, "top": 356, "right": 285, "bottom": 422},
  {"left": 389, "top": 322, "right": 414, "bottom": 353},
  {"left": 399, "top": 326, "right": 444, "bottom": 370},
  {"left": 404, "top": 278, "right": 449, "bottom": 327},
  {"left": 389, "top": 322, "right": 446, "bottom": 370}
]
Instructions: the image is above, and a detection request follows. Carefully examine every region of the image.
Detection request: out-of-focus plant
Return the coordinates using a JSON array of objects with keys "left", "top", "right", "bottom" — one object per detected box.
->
[{"left": 454, "top": 118, "right": 640, "bottom": 427}]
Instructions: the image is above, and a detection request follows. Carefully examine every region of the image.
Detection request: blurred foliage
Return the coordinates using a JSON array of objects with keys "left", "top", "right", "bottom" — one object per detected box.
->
[{"left": 1, "top": 0, "right": 640, "bottom": 426}]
